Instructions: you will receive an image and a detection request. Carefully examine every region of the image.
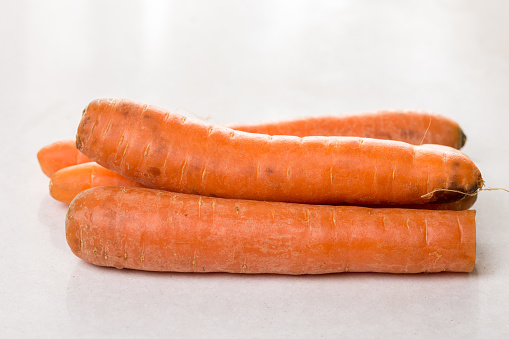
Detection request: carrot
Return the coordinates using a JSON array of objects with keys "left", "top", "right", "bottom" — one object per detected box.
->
[
  {"left": 38, "top": 110, "right": 465, "bottom": 178},
  {"left": 76, "top": 98, "right": 483, "bottom": 205},
  {"left": 49, "top": 162, "right": 145, "bottom": 204},
  {"left": 66, "top": 186, "right": 476, "bottom": 274},
  {"left": 49, "top": 162, "right": 478, "bottom": 209},
  {"left": 231, "top": 111, "right": 466, "bottom": 149},
  {"left": 37, "top": 140, "right": 92, "bottom": 177}
]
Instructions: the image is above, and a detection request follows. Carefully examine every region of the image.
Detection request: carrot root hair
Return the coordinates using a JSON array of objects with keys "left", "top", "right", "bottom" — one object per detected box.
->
[{"left": 420, "top": 178, "right": 508, "bottom": 199}]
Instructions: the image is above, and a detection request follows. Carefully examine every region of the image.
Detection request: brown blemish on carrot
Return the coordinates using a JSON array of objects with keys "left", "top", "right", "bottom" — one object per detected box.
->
[
  {"left": 459, "top": 127, "right": 467, "bottom": 148},
  {"left": 147, "top": 167, "right": 161, "bottom": 177},
  {"left": 400, "top": 129, "right": 416, "bottom": 140},
  {"left": 75, "top": 134, "right": 83, "bottom": 151}
]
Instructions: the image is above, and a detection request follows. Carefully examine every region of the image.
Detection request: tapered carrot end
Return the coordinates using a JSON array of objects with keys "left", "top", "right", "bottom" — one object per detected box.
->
[
  {"left": 459, "top": 127, "right": 467, "bottom": 148},
  {"left": 38, "top": 140, "right": 76, "bottom": 177},
  {"left": 49, "top": 162, "right": 145, "bottom": 204},
  {"left": 38, "top": 140, "right": 92, "bottom": 177},
  {"left": 50, "top": 164, "right": 94, "bottom": 204},
  {"left": 37, "top": 147, "right": 55, "bottom": 178}
]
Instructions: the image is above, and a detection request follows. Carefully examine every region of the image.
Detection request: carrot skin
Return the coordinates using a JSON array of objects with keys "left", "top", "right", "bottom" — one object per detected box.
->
[
  {"left": 50, "top": 162, "right": 145, "bottom": 204},
  {"left": 430, "top": 194, "right": 477, "bottom": 210},
  {"left": 344, "top": 194, "right": 477, "bottom": 211},
  {"left": 37, "top": 140, "right": 92, "bottom": 177},
  {"left": 76, "top": 99, "right": 482, "bottom": 205},
  {"left": 230, "top": 111, "right": 466, "bottom": 149},
  {"left": 403, "top": 194, "right": 477, "bottom": 210},
  {"left": 65, "top": 186, "right": 476, "bottom": 274}
]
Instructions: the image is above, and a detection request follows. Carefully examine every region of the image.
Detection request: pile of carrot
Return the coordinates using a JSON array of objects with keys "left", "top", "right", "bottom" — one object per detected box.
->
[{"left": 38, "top": 98, "right": 481, "bottom": 274}]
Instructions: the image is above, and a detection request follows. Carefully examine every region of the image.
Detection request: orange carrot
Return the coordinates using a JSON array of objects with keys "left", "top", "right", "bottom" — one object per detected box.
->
[
  {"left": 38, "top": 110, "right": 465, "bottom": 177},
  {"left": 231, "top": 111, "right": 466, "bottom": 149},
  {"left": 37, "top": 140, "right": 92, "bottom": 177},
  {"left": 37, "top": 110, "right": 465, "bottom": 177},
  {"left": 49, "top": 162, "right": 145, "bottom": 204},
  {"left": 49, "top": 162, "right": 478, "bottom": 209},
  {"left": 76, "top": 98, "right": 483, "bottom": 206},
  {"left": 66, "top": 186, "right": 476, "bottom": 274}
]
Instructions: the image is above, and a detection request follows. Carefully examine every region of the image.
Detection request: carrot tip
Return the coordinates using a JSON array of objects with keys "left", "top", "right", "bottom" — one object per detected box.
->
[{"left": 459, "top": 128, "right": 467, "bottom": 148}]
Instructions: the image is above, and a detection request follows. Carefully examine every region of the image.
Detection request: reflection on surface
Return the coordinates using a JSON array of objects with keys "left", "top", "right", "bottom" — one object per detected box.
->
[{"left": 66, "top": 262, "right": 480, "bottom": 337}]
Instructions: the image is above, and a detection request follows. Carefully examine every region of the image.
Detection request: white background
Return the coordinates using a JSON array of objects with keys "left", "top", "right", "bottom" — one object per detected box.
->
[{"left": 1, "top": 0, "right": 508, "bottom": 337}]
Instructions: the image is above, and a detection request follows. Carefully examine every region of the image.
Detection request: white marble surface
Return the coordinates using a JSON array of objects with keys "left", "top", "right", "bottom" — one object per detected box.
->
[{"left": 1, "top": 0, "right": 508, "bottom": 337}]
